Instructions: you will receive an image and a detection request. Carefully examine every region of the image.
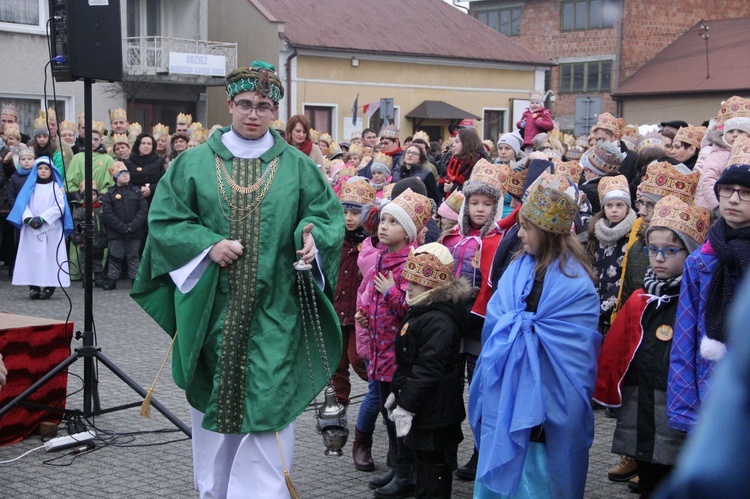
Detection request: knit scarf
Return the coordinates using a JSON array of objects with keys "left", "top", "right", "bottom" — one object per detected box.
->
[
  {"left": 294, "top": 137, "right": 313, "bottom": 156},
  {"left": 370, "top": 179, "right": 388, "bottom": 191},
  {"left": 345, "top": 227, "right": 366, "bottom": 245},
  {"left": 595, "top": 209, "right": 637, "bottom": 244},
  {"left": 642, "top": 267, "right": 683, "bottom": 299},
  {"left": 442, "top": 155, "right": 474, "bottom": 187},
  {"left": 383, "top": 147, "right": 402, "bottom": 157},
  {"left": 705, "top": 219, "right": 750, "bottom": 343}
]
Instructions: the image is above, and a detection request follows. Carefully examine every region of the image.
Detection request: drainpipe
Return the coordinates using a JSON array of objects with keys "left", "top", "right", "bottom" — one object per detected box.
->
[
  {"left": 286, "top": 47, "right": 298, "bottom": 122},
  {"left": 614, "top": 0, "right": 624, "bottom": 116}
]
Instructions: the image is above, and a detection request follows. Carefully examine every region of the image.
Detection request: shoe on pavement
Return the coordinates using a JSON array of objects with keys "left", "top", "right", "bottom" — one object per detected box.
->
[
  {"left": 609, "top": 455, "right": 638, "bottom": 482},
  {"left": 627, "top": 475, "right": 640, "bottom": 494}
]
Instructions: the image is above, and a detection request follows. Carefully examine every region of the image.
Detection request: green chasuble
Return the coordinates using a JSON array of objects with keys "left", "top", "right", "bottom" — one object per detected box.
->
[
  {"left": 131, "top": 127, "right": 344, "bottom": 433},
  {"left": 65, "top": 151, "right": 115, "bottom": 194}
]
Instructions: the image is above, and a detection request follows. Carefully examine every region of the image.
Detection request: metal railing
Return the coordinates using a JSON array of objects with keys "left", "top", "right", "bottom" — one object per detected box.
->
[{"left": 124, "top": 36, "right": 237, "bottom": 76}]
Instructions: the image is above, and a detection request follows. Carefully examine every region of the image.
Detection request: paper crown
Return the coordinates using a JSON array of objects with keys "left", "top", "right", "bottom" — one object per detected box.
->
[
  {"left": 17, "top": 145, "right": 34, "bottom": 158},
  {"left": 553, "top": 160, "right": 583, "bottom": 183},
  {"left": 581, "top": 140, "right": 625, "bottom": 175},
  {"left": 521, "top": 172, "right": 579, "bottom": 235},
  {"left": 3, "top": 123, "right": 20, "bottom": 138},
  {"left": 33, "top": 115, "right": 47, "bottom": 129},
  {"left": 621, "top": 134, "right": 641, "bottom": 151},
  {"left": 176, "top": 113, "right": 193, "bottom": 125},
  {"left": 437, "top": 189, "right": 465, "bottom": 221},
  {"left": 382, "top": 183, "right": 395, "bottom": 200},
  {"left": 389, "top": 187, "right": 432, "bottom": 233},
  {"left": 337, "top": 166, "right": 357, "bottom": 178},
  {"left": 598, "top": 174, "right": 631, "bottom": 205},
  {"left": 188, "top": 122, "right": 204, "bottom": 134},
  {"left": 727, "top": 135, "right": 750, "bottom": 166},
  {"left": 190, "top": 128, "right": 207, "bottom": 143},
  {"left": 402, "top": 243, "right": 455, "bottom": 289},
  {"left": 565, "top": 145, "right": 585, "bottom": 161},
  {"left": 637, "top": 131, "right": 666, "bottom": 153},
  {"left": 326, "top": 141, "right": 343, "bottom": 158},
  {"left": 351, "top": 131, "right": 362, "bottom": 140},
  {"left": 718, "top": 96, "right": 750, "bottom": 126},
  {"left": 112, "top": 133, "right": 129, "bottom": 146},
  {"left": 649, "top": 195, "right": 710, "bottom": 249},
  {"left": 482, "top": 139, "right": 494, "bottom": 153},
  {"left": 109, "top": 108, "right": 127, "bottom": 122},
  {"left": 380, "top": 125, "right": 399, "bottom": 139},
  {"left": 412, "top": 130, "right": 430, "bottom": 143},
  {"left": 640, "top": 161, "right": 700, "bottom": 204},
  {"left": 339, "top": 178, "right": 377, "bottom": 207},
  {"left": 65, "top": 119, "right": 87, "bottom": 133},
  {"left": 594, "top": 112, "right": 624, "bottom": 136},
  {"left": 271, "top": 119, "right": 284, "bottom": 130},
  {"left": 464, "top": 159, "right": 509, "bottom": 198},
  {"left": 108, "top": 161, "right": 128, "bottom": 177},
  {"left": 319, "top": 133, "right": 332, "bottom": 145},
  {"left": 373, "top": 151, "right": 393, "bottom": 169},
  {"left": 128, "top": 122, "right": 142, "bottom": 136},
  {"left": 347, "top": 144, "right": 362, "bottom": 157},
  {"left": 79, "top": 179, "right": 98, "bottom": 192},
  {"left": 506, "top": 166, "right": 529, "bottom": 199},
  {"left": 152, "top": 123, "right": 170, "bottom": 137},
  {"left": 310, "top": 128, "right": 321, "bottom": 142},
  {"left": 40, "top": 108, "right": 57, "bottom": 122},
  {"left": 674, "top": 125, "right": 706, "bottom": 149},
  {"left": 529, "top": 89, "right": 545, "bottom": 102},
  {"left": 91, "top": 120, "right": 105, "bottom": 135},
  {"left": 1, "top": 103, "right": 18, "bottom": 117}
]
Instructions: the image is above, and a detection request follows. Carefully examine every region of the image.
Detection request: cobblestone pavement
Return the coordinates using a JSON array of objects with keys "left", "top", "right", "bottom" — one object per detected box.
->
[{"left": 0, "top": 273, "right": 632, "bottom": 498}]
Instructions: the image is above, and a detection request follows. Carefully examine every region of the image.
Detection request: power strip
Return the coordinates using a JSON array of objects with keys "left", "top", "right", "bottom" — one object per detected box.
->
[{"left": 44, "top": 431, "right": 96, "bottom": 452}]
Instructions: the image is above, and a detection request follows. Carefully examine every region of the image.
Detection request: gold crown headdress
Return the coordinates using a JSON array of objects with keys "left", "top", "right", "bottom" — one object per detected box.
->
[
  {"left": 176, "top": 113, "right": 193, "bottom": 126},
  {"left": 112, "top": 133, "right": 129, "bottom": 146},
  {"left": 412, "top": 130, "right": 430, "bottom": 143},
  {"left": 339, "top": 179, "right": 377, "bottom": 207},
  {"left": 640, "top": 161, "right": 700, "bottom": 204},
  {"left": 373, "top": 152, "right": 393, "bottom": 169},
  {"left": 152, "top": 123, "right": 170, "bottom": 137},
  {"left": 594, "top": 112, "right": 624, "bottom": 136},
  {"left": 379, "top": 125, "right": 399, "bottom": 139},
  {"left": 649, "top": 195, "right": 710, "bottom": 250},
  {"left": 521, "top": 172, "right": 579, "bottom": 234},
  {"left": 402, "top": 243, "right": 455, "bottom": 289},
  {"left": 674, "top": 125, "right": 707, "bottom": 149},
  {"left": 109, "top": 108, "right": 127, "bottom": 122}
]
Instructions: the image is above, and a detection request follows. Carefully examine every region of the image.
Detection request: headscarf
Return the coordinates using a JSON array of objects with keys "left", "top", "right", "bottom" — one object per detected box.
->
[{"left": 226, "top": 61, "right": 284, "bottom": 103}]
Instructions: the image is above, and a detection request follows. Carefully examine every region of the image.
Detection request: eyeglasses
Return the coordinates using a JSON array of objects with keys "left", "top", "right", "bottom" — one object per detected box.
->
[
  {"left": 717, "top": 185, "right": 750, "bottom": 201},
  {"left": 634, "top": 199, "right": 656, "bottom": 212},
  {"left": 404, "top": 150, "right": 420, "bottom": 156},
  {"left": 232, "top": 100, "right": 275, "bottom": 116},
  {"left": 642, "top": 246, "right": 685, "bottom": 259}
]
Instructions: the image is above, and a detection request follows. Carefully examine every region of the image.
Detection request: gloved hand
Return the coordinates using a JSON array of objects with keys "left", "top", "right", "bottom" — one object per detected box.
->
[
  {"left": 384, "top": 393, "right": 396, "bottom": 419},
  {"left": 390, "top": 406, "right": 414, "bottom": 437},
  {"left": 29, "top": 217, "right": 44, "bottom": 229}
]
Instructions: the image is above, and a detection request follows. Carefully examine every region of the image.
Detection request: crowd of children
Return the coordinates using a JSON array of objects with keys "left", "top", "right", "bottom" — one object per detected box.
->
[{"left": 3, "top": 91, "right": 750, "bottom": 498}]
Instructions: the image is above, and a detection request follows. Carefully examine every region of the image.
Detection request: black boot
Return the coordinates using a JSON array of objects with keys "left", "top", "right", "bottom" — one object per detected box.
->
[
  {"left": 352, "top": 428, "right": 375, "bottom": 471},
  {"left": 94, "top": 272, "right": 105, "bottom": 288},
  {"left": 368, "top": 468, "right": 395, "bottom": 490},
  {"left": 102, "top": 279, "right": 117, "bottom": 291},
  {"left": 40, "top": 287, "right": 55, "bottom": 300},
  {"left": 418, "top": 463, "right": 453, "bottom": 499},
  {"left": 455, "top": 448, "right": 478, "bottom": 481},
  {"left": 373, "top": 473, "right": 415, "bottom": 499},
  {"left": 29, "top": 286, "right": 41, "bottom": 300}
]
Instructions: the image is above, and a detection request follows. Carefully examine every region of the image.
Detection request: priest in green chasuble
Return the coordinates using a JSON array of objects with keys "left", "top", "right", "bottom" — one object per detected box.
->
[{"left": 131, "top": 61, "right": 344, "bottom": 498}]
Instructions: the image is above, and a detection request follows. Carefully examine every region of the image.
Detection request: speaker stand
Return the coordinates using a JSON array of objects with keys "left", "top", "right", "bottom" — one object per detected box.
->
[{"left": 0, "top": 78, "right": 190, "bottom": 437}]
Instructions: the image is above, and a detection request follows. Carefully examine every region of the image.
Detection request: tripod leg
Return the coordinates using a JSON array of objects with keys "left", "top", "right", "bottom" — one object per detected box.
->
[
  {"left": 0, "top": 351, "right": 79, "bottom": 418},
  {"left": 95, "top": 352, "right": 192, "bottom": 437}
]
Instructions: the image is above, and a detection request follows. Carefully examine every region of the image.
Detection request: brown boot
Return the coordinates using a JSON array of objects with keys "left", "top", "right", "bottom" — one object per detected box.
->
[
  {"left": 352, "top": 428, "right": 375, "bottom": 471},
  {"left": 608, "top": 455, "right": 638, "bottom": 482}
]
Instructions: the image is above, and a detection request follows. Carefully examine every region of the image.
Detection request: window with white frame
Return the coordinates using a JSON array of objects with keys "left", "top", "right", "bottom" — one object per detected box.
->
[
  {"left": 483, "top": 109, "right": 506, "bottom": 143},
  {"left": 1, "top": 96, "right": 69, "bottom": 137},
  {"left": 305, "top": 105, "right": 334, "bottom": 135},
  {"left": 0, "top": 0, "right": 46, "bottom": 31}
]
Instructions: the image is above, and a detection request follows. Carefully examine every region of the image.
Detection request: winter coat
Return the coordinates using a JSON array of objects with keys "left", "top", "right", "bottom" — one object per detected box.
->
[
  {"left": 580, "top": 177, "right": 603, "bottom": 214},
  {"left": 667, "top": 241, "right": 719, "bottom": 433},
  {"left": 612, "top": 218, "right": 648, "bottom": 324},
  {"left": 595, "top": 288, "right": 687, "bottom": 465},
  {"left": 694, "top": 133, "right": 730, "bottom": 211},
  {"left": 355, "top": 236, "right": 385, "bottom": 359},
  {"left": 391, "top": 278, "right": 471, "bottom": 431},
  {"left": 516, "top": 107, "right": 554, "bottom": 147},
  {"left": 6, "top": 172, "right": 29, "bottom": 210},
  {"left": 391, "top": 162, "right": 441, "bottom": 208},
  {"left": 100, "top": 184, "right": 148, "bottom": 241},
  {"left": 125, "top": 152, "right": 166, "bottom": 198},
  {"left": 363, "top": 243, "right": 411, "bottom": 382},
  {"left": 72, "top": 202, "right": 107, "bottom": 249},
  {"left": 333, "top": 234, "right": 362, "bottom": 327}
]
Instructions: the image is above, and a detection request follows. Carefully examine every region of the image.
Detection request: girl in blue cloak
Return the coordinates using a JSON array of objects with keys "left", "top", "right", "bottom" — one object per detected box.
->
[
  {"left": 469, "top": 171, "right": 602, "bottom": 499},
  {"left": 8, "top": 156, "right": 74, "bottom": 299}
]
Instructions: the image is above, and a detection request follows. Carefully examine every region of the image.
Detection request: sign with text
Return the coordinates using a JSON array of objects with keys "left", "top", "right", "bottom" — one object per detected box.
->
[{"left": 169, "top": 52, "right": 226, "bottom": 77}]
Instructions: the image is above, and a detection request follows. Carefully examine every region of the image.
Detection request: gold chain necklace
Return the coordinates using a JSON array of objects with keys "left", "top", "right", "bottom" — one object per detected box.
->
[{"left": 216, "top": 155, "right": 279, "bottom": 221}]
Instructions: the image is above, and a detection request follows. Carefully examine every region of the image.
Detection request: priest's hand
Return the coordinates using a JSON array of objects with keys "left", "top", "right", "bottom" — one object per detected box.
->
[
  {"left": 209, "top": 239, "right": 243, "bottom": 268},
  {"left": 297, "top": 223, "right": 316, "bottom": 264}
]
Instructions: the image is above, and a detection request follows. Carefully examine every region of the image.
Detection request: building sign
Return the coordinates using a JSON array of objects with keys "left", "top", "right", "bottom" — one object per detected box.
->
[{"left": 169, "top": 52, "right": 226, "bottom": 77}]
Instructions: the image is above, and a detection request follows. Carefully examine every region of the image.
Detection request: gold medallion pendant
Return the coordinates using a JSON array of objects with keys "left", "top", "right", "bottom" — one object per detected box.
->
[{"left": 655, "top": 325, "right": 673, "bottom": 342}]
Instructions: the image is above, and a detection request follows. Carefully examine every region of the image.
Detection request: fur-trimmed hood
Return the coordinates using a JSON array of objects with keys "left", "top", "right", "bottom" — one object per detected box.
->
[
  {"left": 408, "top": 276, "right": 473, "bottom": 312},
  {"left": 706, "top": 129, "right": 729, "bottom": 149},
  {"left": 458, "top": 182, "right": 504, "bottom": 237}
]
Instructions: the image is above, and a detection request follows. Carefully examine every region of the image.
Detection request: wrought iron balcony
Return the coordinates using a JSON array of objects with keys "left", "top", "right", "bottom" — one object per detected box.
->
[{"left": 124, "top": 36, "right": 237, "bottom": 84}]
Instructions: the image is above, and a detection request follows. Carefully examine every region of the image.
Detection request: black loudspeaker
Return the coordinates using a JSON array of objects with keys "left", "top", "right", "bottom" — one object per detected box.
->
[{"left": 49, "top": 0, "right": 123, "bottom": 82}]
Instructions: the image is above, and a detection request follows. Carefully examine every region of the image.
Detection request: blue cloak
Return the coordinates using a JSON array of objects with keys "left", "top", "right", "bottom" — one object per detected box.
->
[{"left": 469, "top": 253, "right": 601, "bottom": 498}]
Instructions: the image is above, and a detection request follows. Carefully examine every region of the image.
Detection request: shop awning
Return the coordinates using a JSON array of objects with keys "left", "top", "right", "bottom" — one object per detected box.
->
[{"left": 405, "top": 100, "right": 481, "bottom": 120}]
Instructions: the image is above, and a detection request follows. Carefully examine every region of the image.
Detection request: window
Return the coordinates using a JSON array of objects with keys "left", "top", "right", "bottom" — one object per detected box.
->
[
  {"left": 483, "top": 110, "right": 506, "bottom": 144},
  {"left": 561, "top": 0, "right": 617, "bottom": 31},
  {"left": 559, "top": 61, "right": 612, "bottom": 93},
  {"left": 475, "top": 7, "right": 521, "bottom": 37},
  {"left": 305, "top": 106, "right": 333, "bottom": 135},
  {"left": 0, "top": 96, "right": 68, "bottom": 136},
  {"left": 0, "top": 0, "right": 45, "bottom": 31},
  {"left": 127, "top": 0, "right": 162, "bottom": 38}
]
